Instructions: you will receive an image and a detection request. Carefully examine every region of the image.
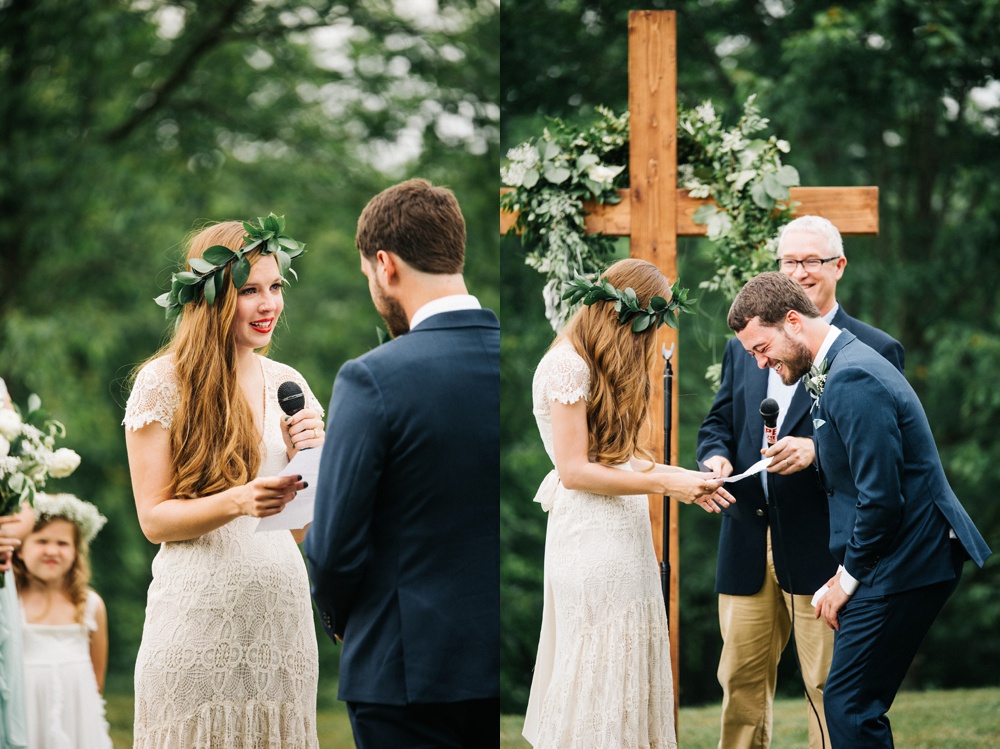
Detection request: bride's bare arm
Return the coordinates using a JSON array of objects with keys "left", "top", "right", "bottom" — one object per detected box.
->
[
  {"left": 126, "top": 423, "right": 306, "bottom": 544},
  {"left": 551, "top": 399, "right": 722, "bottom": 503}
]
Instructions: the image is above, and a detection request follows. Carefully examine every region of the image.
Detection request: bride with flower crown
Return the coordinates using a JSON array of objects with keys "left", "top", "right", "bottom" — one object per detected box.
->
[
  {"left": 522, "top": 259, "right": 734, "bottom": 749},
  {"left": 124, "top": 218, "right": 327, "bottom": 749}
]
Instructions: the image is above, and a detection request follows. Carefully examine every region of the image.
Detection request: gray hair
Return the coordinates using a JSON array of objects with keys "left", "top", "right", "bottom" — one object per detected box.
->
[{"left": 776, "top": 215, "right": 845, "bottom": 258}]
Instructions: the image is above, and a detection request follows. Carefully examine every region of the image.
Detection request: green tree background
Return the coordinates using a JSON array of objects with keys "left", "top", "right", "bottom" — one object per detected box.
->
[
  {"left": 0, "top": 0, "right": 499, "bottom": 700},
  {"left": 501, "top": 0, "right": 1000, "bottom": 711}
]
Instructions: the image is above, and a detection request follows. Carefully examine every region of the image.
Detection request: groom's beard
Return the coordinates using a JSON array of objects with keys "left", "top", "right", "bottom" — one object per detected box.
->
[
  {"left": 372, "top": 281, "right": 410, "bottom": 337},
  {"left": 780, "top": 335, "right": 814, "bottom": 385}
]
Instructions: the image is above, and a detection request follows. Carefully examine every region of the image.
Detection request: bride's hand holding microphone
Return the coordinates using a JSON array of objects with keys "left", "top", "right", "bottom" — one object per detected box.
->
[{"left": 277, "top": 380, "right": 326, "bottom": 456}]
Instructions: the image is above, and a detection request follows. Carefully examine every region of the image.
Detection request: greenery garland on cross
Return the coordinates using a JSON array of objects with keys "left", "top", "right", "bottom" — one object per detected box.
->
[{"left": 501, "top": 96, "right": 801, "bottom": 331}]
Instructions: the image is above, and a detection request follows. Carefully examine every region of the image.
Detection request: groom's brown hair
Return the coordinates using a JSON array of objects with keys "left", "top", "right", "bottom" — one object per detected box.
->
[
  {"left": 728, "top": 271, "right": 820, "bottom": 333},
  {"left": 356, "top": 178, "right": 466, "bottom": 274}
]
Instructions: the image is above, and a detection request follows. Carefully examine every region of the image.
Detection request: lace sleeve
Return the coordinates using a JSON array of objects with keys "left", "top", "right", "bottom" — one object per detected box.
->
[
  {"left": 535, "top": 344, "right": 590, "bottom": 409},
  {"left": 123, "top": 356, "right": 178, "bottom": 431}
]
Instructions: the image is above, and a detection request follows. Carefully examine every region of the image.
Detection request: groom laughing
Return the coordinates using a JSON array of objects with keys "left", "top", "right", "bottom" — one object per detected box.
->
[
  {"left": 727, "top": 272, "right": 990, "bottom": 748},
  {"left": 305, "top": 178, "right": 500, "bottom": 748}
]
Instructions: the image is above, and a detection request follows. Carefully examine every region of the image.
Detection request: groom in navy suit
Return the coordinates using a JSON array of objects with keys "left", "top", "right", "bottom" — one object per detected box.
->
[
  {"left": 727, "top": 272, "right": 990, "bottom": 748},
  {"left": 305, "top": 179, "right": 500, "bottom": 748},
  {"left": 698, "top": 216, "right": 904, "bottom": 748}
]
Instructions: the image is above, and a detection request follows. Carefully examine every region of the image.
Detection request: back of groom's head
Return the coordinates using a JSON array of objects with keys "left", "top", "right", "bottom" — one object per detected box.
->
[{"left": 356, "top": 178, "right": 466, "bottom": 274}]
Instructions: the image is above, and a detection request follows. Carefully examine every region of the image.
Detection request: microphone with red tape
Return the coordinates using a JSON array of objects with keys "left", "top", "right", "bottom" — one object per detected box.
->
[{"left": 760, "top": 397, "right": 780, "bottom": 447}]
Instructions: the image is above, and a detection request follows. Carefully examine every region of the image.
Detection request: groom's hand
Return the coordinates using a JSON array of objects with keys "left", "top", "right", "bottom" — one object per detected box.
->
[
  {"left": 763, "top": 436, "right": 815, "bottom": 475},
  {"left": 815, "top": 571, "right": 850, "bottom": 631},
  {"left": 701, "top": 455, "right": 733, "bottom": 479}
]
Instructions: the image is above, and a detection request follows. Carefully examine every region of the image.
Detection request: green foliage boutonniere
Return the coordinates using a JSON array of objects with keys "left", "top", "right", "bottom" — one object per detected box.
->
[{"left": 803, "top": 359, "right": 829, "bottom": 407}]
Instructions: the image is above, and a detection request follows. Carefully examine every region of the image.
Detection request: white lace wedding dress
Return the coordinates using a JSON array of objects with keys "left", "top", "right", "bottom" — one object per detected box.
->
[
  {"left": 124, "top": 355, "right": 322, "bottom": 749},
  {"left": 523, "top": 343, "right": 677, "bottom": 749}
]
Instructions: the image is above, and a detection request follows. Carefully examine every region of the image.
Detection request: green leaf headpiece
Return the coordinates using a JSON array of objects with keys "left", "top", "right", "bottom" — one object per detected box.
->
[
  {"left": 154, "top": 213, "right": 305, "bottom": 321},
  {"left": 562, "top": 274, "right": 695, "bottom": 332}
]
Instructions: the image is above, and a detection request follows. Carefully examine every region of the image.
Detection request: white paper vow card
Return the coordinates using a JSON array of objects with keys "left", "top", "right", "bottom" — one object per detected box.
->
[{"left": 255, "top": 448, "right": 322, "bottom": 532}]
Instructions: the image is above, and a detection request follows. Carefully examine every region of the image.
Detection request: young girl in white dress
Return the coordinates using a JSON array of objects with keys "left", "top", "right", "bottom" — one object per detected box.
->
[
  {"left": 522, "top": 259, "right": 735, "bottom": 749},
  {"left": 12, "top": 492, "right": 112, "bottom": 749},
  {"left": 124, "top": 217, "right": 326, "bottom": 748}
]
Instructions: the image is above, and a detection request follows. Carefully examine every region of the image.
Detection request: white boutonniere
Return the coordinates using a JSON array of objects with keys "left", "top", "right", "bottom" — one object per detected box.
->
[{"left": 803, "top": 359, "right": 829, "bottom": 410}]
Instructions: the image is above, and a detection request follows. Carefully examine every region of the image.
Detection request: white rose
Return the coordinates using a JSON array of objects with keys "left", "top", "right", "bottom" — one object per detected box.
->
[
  {"left": 47, "top": 448, "right": 81, "bottom": 478},
  {"left": 586, "top": 163, "right": 625, "bottom": 185},
  {"left": 0, "top": 435, "right": 8, "bottom": 458},
  {"left": 0, "top": 410, "right": 21, "bottom": 441}
]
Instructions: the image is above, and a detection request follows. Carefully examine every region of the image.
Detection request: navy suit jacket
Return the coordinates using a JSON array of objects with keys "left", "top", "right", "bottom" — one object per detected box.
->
[
  {"left": 813, "top": 331, "right": 990, "bottom": 595},
  {"left": 697, "top": 307, "right": 904, "bottom": 595},
  {"left": 305, "top": 309, "right": 500, "bottom": 705}
]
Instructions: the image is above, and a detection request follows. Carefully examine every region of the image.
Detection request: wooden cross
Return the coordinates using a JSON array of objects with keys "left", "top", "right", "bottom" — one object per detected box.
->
[{"left": 501, "top": 9, "right": 878, "bottom": 708}]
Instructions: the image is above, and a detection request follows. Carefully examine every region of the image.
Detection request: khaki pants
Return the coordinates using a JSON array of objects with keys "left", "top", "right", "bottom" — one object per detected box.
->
[{"left": 717, "top": 530, "right": 833, "bottom": 749}]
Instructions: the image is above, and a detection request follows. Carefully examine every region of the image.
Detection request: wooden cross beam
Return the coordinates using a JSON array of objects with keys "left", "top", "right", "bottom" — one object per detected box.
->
[{"left": 501, "top": 9, "right": 878, "bottom": 711}]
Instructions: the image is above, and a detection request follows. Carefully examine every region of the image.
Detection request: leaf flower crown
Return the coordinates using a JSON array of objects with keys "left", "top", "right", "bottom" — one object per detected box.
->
[
  {"left": 562, "top": 274, "right": 695, "bottom": 332},
  {"left": 33, "top": 492, "right": 107, "bottom": 545},
  {"left": 155, "top": 213, "right": 306, "bottom": 322}
]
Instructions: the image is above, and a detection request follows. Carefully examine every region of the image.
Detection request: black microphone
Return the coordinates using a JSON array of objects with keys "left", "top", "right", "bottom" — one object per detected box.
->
[
  {"left": 277, "top": 381, "right": 305, "bottom": 416},
  {"left": 760, "top": 397, "right": 780, "bottom": 447},
  {"left": 278, "top": 380, "right": 313, "bottom": 451}
]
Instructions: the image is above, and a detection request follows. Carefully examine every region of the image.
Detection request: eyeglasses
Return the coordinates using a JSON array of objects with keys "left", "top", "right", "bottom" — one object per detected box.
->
[{"left": 776, "top": 257, "right": 841, "bottom": 271}]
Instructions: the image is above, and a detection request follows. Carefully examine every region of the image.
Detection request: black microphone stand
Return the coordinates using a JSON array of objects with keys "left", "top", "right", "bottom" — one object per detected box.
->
[{"left": 661, "top": 343, "right": 674, "bottom": 621}]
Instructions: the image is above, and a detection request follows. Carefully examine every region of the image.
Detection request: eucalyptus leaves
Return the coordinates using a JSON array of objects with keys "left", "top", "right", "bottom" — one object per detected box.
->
[
  {"left": 501, "top": 107, "right": 628, "bottom": 330},
  {"left": 501, "top": 96, "right": 801, "bottom": 329},
  {"left": 562, "top": 275, "right": 695, "bottom": 332},
  {"left": 679, "top": 95, "right": 800, "bottom": 298},
  {"left": 155, "top": 213, "right": 306, "bottom": 322}
]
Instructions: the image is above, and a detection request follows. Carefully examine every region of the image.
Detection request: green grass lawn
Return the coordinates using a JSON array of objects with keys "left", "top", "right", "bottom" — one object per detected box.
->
[
  {"left": 105, "top": 687, "right": 999, "bottom": 748},
  {"left": 501, "top": 687, "right": 1000, "bottom": 749}
]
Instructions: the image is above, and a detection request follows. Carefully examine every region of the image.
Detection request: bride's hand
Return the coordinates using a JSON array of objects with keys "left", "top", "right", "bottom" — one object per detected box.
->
[
  {"left": 281, "top": 408, "right": 326, "bottom": 456},
  {"left": 665, "top": 469, "right": 724, "bottom": 505},
  {"left": 235, "top": 475, "right": 307, "bottom": 518},
  {"left": 694, "top": 486, "right": 736, "bottom": 514}
]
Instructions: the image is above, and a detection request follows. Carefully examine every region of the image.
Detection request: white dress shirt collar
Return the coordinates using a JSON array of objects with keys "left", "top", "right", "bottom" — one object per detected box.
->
[
  {"left": 409, "top": 294, "right": 481, "bottom": 331},
  {"left": 814, "top": 325, "right": 842, "bottom": 369}
]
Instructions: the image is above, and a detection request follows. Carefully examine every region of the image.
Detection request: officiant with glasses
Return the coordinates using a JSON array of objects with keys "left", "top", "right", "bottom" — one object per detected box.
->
[{"left": 697, "top": 216, "right": 904, "bottom": 748}]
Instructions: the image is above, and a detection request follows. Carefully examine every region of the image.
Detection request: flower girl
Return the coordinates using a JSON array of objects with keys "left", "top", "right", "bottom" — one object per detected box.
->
[{"left": 12, "top": 492, "right": 112, "bottom": 749}]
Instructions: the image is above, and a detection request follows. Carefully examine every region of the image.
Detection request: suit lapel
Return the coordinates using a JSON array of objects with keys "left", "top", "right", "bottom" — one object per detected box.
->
[{"left": 824, "top": 329, "right": 856, "bottom": 369}]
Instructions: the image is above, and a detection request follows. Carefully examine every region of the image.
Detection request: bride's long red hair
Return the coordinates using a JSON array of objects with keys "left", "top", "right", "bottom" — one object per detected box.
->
[
  {"left": 557, "top": 258, "right": 672, "bottom": 466},
  {"left": 143, "top": 222, "right": 270, "bottom": 498}
]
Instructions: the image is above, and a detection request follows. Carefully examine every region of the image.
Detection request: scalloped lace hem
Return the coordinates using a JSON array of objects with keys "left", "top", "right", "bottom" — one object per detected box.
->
[{"left": 133, "top": 701, "right": 319, "bottom": 749}]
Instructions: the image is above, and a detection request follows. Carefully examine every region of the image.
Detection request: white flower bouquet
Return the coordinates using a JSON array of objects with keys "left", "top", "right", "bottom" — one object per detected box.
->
[{"left": 0, "top": 393, "right": 81, "bottom": 518}]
